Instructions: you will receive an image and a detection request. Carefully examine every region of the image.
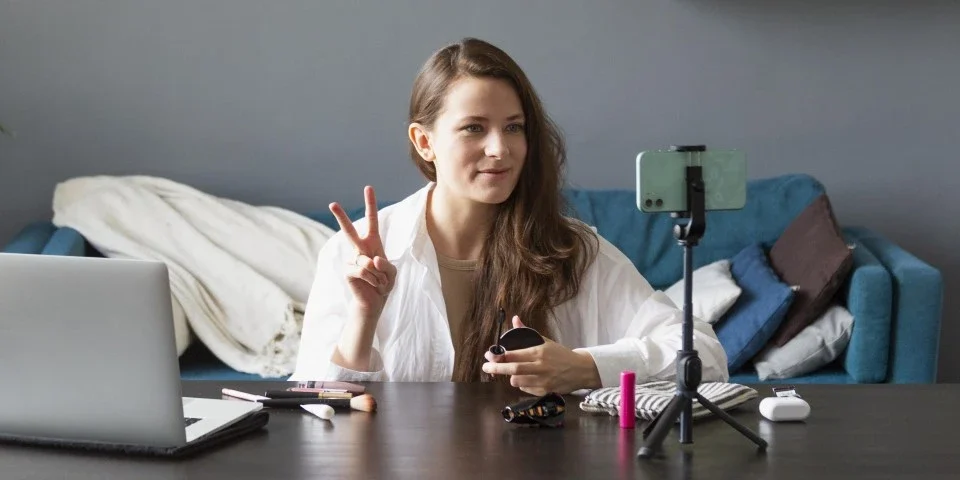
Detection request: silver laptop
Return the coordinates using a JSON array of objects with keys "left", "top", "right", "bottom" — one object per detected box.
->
[{"left": 0, "top": 252, "right": 262, "bottom": 448}]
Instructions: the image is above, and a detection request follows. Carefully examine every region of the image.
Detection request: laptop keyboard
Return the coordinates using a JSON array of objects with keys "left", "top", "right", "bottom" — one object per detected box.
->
[{"left": 184, "top": 417, "right": 203, "bottom": 427}]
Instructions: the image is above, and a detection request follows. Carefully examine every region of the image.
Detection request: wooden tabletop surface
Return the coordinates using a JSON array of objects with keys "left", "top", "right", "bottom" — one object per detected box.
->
[{"left": 1, "top": 380, "right": 958, "bottom": 480}]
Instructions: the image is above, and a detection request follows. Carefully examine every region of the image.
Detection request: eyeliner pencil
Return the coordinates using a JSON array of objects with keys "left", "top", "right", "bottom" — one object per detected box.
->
[{"left": 294, "top": 381, "right": 366, "bottom": 394}]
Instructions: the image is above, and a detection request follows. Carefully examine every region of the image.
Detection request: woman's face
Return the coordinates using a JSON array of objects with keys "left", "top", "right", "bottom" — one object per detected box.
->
[{"left": 410, "top": 76, "right": 527, "bottom": 206}]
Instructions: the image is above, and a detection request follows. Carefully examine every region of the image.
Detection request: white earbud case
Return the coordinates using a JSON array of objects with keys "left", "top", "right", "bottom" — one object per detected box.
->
[{"left": 759, "top": 396, "right": 810, "bottom": 422}]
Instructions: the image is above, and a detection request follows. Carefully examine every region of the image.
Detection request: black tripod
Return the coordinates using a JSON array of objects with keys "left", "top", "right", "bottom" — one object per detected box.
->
[{"left": 637, "top": 146, "right": 768, "bottom": 459}]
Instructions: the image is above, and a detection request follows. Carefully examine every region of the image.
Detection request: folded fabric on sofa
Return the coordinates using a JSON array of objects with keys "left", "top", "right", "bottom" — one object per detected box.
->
[{"left": 51, "top": 175, "right": 335, "bottom": 377}]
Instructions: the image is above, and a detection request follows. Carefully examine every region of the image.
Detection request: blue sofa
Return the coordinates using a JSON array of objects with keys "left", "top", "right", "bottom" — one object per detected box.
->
[{"left": 3, "top": 173, "right": 943, "bottom": 384}]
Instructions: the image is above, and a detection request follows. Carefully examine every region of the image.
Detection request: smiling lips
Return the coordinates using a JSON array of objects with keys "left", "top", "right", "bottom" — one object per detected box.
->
[{"left": 479, "top": 168, "right": 509, "bottom": 175}]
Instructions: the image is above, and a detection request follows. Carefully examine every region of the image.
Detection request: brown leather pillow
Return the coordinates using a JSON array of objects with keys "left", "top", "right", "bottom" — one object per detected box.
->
[{"left": 767, "top": 194, "right": 853, "bottom": 347}]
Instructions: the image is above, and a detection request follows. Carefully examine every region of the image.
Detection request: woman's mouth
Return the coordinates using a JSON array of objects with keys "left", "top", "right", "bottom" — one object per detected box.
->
[{"left": 479, "top": 168, "right": 509, "bottom": 177}]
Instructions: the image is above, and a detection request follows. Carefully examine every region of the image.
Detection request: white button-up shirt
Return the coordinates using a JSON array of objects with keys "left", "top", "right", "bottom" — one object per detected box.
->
[{"left": 289, "top": 183, "right": 729, "bottom": 387}]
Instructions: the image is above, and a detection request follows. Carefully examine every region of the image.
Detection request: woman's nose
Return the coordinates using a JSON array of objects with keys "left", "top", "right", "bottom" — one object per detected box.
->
[{"left": 485, "top": 133, "right": 509, "bottom": 158}]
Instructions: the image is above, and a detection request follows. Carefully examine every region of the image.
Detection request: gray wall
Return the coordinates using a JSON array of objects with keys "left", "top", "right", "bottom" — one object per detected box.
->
[{"left": 2, "top": 1, "right": 958, "bottom": 380}]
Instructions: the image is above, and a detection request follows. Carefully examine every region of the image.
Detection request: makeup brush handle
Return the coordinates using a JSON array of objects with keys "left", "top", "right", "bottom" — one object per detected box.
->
[
  {"left": 264, "top": 390, "right": 352, "bottom": 399},
  {"left": 260, "top": 398, "right": 352, "bottom": 409}
]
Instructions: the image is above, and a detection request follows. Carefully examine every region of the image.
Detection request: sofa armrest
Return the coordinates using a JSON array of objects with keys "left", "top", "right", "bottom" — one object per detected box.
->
[
  {"left": 41, "top": 226, "right": 88, "bottom": 257},
  {"left": 844, "top": 226, "right": 943, "bottom": 383},
  {"left": 2, "top": 223, "right": 89, "bottom": 257},
  {"left": 3, "top": 221, "right": 56, "bottom": 254},
  {"left": 840, "top": 229, "right": 893, "bottom": 383}
]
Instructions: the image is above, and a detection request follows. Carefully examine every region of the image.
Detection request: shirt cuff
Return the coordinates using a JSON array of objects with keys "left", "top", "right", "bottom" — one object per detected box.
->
[
  {"left": 329, "top": 348, "right": 386, "bottom": 381},
  {"left": 577, "top": 338, "right": 647, "bottom": 389},
  {"left": 289, "top": 348, "right": 386, "bottom": 382}
]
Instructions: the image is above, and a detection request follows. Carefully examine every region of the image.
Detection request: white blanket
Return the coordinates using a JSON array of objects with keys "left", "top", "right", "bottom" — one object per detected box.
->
[{"left": 51, "top": 175, "right": 336, "bottom": 378}]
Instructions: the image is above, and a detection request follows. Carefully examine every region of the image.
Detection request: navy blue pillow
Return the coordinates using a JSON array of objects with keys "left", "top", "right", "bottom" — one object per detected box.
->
[{"left": 714, "top": 243, "right": 795, "bottom": 373}]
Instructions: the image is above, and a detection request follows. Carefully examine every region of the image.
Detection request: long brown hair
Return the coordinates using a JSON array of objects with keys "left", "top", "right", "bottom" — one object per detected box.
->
[{"left": 408, "top": 38, "right": 598, "bottom": 382}]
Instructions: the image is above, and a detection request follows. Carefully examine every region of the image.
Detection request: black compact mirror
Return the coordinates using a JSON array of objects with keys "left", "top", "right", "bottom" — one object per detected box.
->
[
  {"left": 498, "top": 327, "right": 545, "bottom": 351},
  {"left": 488, "top": 308, "right": 546, "bottom": 356}
]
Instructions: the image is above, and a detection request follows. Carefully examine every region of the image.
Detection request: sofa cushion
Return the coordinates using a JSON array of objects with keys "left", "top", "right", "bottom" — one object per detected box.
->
[
  {"left": 731, "top": 363, "right": 852, "bottom": 384},
  {"left": 714, "top": 243, "right": 795, "bottom": 372},
  {"left": 753, "top": 304, "right": 854, "bottom": 380},
  {"left": 664, "top": 259, "right": 741, "bottom": 324},
  {"left": 768, "top": 194, "right": 854, "bottom": 347}
]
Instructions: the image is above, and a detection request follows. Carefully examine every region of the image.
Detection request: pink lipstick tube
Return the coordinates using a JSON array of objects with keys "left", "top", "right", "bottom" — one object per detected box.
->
[{"left": 620, "top": 370, "right": 636, "bottom": 429}]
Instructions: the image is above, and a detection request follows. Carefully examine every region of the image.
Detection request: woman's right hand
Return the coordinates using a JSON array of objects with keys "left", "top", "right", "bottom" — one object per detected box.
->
[{"left": 329, "top": 185, "right": 398, "bottom": 321}]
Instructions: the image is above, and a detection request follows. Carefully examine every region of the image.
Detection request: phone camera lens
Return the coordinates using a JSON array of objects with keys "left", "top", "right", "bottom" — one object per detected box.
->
[
  {"left": 645, "top": 199, "right": 653, "bottom": 208},
  {"left": 656, "top": 199, "right": 663, "bottom": 207}
]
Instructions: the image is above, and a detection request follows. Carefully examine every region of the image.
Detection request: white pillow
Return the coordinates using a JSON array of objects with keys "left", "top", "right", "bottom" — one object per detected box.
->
[
  {"left": 664, "top": 259, "right": 742, "bottom": 324},
  {"left": 753, "top": 304, "right": 854, "bottom": 380}
]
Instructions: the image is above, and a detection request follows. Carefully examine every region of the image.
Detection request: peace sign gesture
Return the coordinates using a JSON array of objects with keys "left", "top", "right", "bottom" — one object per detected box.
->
[{"left": 329, "top": 186, "right": 398, "bottom": 319}]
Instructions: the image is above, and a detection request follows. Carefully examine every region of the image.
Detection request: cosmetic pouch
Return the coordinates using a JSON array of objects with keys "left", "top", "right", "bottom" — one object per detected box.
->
[{"left": 579, "top": 381, "right": 758, "bottom": 421}]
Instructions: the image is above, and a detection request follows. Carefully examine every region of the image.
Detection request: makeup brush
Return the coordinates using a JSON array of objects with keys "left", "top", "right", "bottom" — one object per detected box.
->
[
  {"left": 263, "top": 390, "right": 353, "bottom": 399},
  {"left": 488, "top": 308, "right": 506, "bottom": 356},
  {"left": 258, "top": 393, "right": 377, "bottom": 413}
]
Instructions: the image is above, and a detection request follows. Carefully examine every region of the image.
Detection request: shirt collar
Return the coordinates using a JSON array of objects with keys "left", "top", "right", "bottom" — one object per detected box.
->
[{"left": 384, "top": 182, "right": 436, "bottom": 266}]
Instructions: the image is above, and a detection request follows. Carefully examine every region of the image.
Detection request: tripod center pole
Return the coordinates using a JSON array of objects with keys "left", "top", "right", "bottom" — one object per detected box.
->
[{"left": 677, "top": 163, "right": 705, "bottom": 352}]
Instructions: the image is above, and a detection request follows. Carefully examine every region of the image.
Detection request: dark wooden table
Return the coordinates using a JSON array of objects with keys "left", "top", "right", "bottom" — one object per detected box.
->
[{"left": 1, "top": 381, "right": 958, "bottom": 479}]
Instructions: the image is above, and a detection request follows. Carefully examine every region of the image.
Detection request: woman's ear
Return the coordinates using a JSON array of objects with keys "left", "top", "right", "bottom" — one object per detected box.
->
[{"left": 408, "top": 122, "right": 434, "bottom": 162}]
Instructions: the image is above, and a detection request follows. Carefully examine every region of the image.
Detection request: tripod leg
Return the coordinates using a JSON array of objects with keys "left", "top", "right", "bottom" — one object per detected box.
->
[
  {"left": 637, "top": 394, "right": 687, "bottom": 458},
  {"left": 642, "top": 391, "right": 683, "bottom": 439},
  {"left": 641, "top": 400, "right": 667, "bottom": 439},
  {"left": 695, "top": 393, "right": 768, "bottom": 450}
]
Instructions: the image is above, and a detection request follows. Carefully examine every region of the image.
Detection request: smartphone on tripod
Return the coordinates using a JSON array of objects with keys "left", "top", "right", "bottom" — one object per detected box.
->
[{"left": 636, "top": 147, "right": 747, "bottom": 214}]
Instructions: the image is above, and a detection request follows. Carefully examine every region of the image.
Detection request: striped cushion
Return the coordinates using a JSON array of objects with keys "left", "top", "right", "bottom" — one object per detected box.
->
[{"left": 579, "top": 381, "right": 758, "bottom": 421}]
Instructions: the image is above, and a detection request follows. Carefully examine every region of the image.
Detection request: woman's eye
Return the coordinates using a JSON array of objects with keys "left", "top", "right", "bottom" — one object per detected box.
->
[
  {"left": 506, "top": 123, "right": 525, "bottom": 133},
  {"left": 462, "top": 124, "right": 482, "bottom": 133}
]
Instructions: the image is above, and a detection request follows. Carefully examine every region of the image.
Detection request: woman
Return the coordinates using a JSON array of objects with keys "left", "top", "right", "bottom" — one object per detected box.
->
[{"left": 289, "top": 38, "right": 728, "bottom": 395}]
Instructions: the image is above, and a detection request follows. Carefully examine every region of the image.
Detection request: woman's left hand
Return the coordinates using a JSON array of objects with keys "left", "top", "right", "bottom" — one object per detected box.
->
[{"left": 482, "top": 316, "right": 602, "bottom": 396}]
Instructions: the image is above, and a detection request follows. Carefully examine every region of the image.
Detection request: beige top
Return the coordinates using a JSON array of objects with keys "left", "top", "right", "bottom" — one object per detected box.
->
[{"left": 436, "top": 253, "right": 479, "bottom": 346}]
